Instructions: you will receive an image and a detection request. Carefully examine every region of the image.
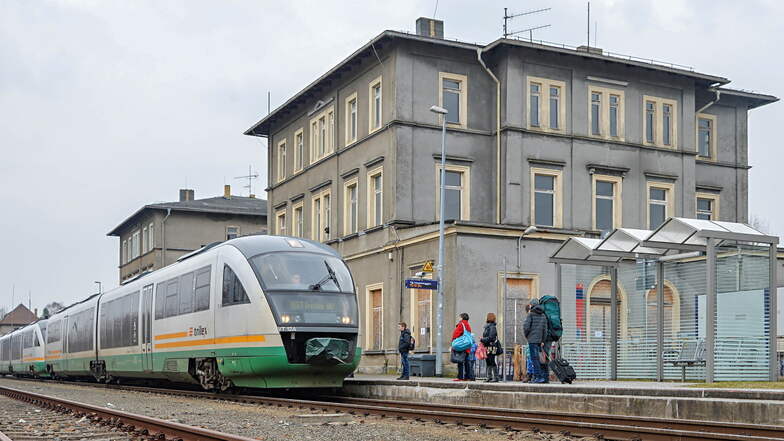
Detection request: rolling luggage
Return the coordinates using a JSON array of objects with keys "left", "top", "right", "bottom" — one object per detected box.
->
[{"left": 548, "top": 356, "right": 576, "bottom": 384}]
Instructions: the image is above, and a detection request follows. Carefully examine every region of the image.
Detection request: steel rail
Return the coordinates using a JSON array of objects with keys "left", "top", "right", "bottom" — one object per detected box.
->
[
  {"left": 0, "top": 385, "right": 257, "bottom": 441},
  {"left": 5, "top": 378, "right": 784, "bottom": 441}
]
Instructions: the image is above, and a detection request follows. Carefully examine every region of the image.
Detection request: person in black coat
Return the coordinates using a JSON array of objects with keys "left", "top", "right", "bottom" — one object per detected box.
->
[
  {"left": 480, "top": 313, "right": 499, "bottom": 382},
  {"left": 397, "top": 322, "right": 412, "bottom": 380},
  {"left": 523, "top": 298, "right": 549, "bottom": 383}
]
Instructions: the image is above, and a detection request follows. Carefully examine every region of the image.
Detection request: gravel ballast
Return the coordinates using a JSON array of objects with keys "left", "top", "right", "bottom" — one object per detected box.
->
[{"left": 0, "top": 378, "right": 593, "bottom": 441}]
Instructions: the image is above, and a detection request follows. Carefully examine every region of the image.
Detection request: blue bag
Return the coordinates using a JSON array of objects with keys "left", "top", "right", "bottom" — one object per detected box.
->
[{"left": 451, "top": 323, "right": 473, "bottom": 352}]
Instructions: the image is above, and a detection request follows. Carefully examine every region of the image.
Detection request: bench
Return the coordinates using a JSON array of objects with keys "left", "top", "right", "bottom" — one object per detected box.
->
[{"left": 667, "top": 340, "right": 706, "bottom": 382}]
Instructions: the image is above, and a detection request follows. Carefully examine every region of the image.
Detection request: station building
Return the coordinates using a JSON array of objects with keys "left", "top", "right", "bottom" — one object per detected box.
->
[
  {"left": 244, "top": 18, "right": 780, "bottom": 375},
  {"left": 108, "top": 186, "right": 267, "bottom": 283}
]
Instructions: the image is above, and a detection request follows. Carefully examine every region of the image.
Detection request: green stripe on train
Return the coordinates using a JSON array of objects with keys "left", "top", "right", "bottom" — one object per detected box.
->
[{"left": 46, "top": 346, "right": 362, "bottom": 389}]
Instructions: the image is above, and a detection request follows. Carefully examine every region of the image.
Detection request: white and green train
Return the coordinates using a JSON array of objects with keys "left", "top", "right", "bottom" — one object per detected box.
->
[{"left": 0, "top": 235, "right": 361, "bottom": 390}]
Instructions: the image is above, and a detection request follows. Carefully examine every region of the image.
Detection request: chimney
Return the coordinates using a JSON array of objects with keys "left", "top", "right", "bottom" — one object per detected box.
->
[
  {"left": 224, "top": 184, "right": 231, "bottom": 199},
  {"left": 179, "top": 189, "right": 195, "bottom": 201},
  {"left": 249, "top": 194, "right": 256, "bottom": 199},
  {"left": 577, "top": 45, "right": 603, "bottom": 55},
  {"left": 415, "top": 17, "right": 444, "bottom": 39},
  {"left": 34, "top": 308, "right": 38, "bottom": 318}
]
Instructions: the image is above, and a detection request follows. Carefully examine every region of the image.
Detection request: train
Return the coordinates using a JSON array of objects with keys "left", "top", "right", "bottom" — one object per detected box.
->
[{"left": 0, "top": 235, "right": 361, "bottom": 390}]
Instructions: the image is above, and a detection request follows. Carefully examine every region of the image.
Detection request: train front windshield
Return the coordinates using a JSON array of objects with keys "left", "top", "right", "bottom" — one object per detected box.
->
[{"left": 249, "top": 252, "right": 358, "bottom": 327}]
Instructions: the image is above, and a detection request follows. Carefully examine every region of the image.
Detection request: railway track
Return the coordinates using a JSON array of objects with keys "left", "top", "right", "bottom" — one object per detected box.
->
[
  {"left": 0, "top": 384, "right": 257, "bottom": 441},
  {"left": 4, "top": 377, "right": 784, "bottom": 441}
]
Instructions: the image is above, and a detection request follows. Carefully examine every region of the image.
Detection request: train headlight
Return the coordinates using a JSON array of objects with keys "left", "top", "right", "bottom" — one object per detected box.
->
[
  {"left": 341, "top": 316, "right": 351, "bottom": 324},
  {"left": 281, "top": 315, "right": 291, "bottom": 323}
]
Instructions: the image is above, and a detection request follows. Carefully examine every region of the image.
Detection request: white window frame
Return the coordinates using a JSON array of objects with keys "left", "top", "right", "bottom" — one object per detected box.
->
[
  {"left": 526, "top": 76, "right": 566, "bottom": 133},
  {"left": 438, "top": 72, "right": 468, "bottom": 128},
  {"left": 309, "top": 106, "right": 335, "bottom": 164},
  {"left": 142, "top": 226, "right": 148, "bottom": 254},
  {"left": 696, "top": 192, "right": 720, "bottom": 220},
  {"left": 365, "top": 282, "right": 384, "bottom": 351},
  {"left": 696, "top": 113, "right": 717, "bottom": 161},
  {"left": 530, "top": 167, "right": 563, "bottom": 228},
  {"left": 345, "top": 92, "right": 358, "bottom": 146},
  {"left": 275, "top": 209, "right": 286, "bottom": 236},
  {"left": 122, "top": 240, "right": 127, "bottom": 265},
  {"left": 434, "top": 163, "right": 470, "bottom": 221},
  {"left": 646, "top": 181, "right": 675, "bottom": 230},
  {"left": 292, "top": 200, "right": 304, "bottom": 237},
  {"left": 368, "top": 76, "right": 382, "bottom": 133},
  {"left": 311, "top": 188, "right": 331, "bottom": 242},
  {"left": 131, "top": 230, "right": 140, "bottom": 259},
  {"left": 592, "top": 175, "right": 623, "bottom": 231},
  {"left": 343, "top": 177, "right": 359, "bottom": 235},
  {"left": 642, "top": 95, "right": 678, "bottom": 149},
  {"left": 148, "top": 222, "right": 154, "bottom": 252},
  {"left": 226, "top": 225, "right": 240, "bottom": 240},
  {"left": 366, "top": 166, "right": 383, "bottom": 228},
  {"left": 276, "top": 138, "right": 287, "bottom": 182},
  {"left": 293, "top": 128, "right": 304, "bottom": 173},
  {"left": 588, "top": 86, "right": 625, "bottom": 141}
]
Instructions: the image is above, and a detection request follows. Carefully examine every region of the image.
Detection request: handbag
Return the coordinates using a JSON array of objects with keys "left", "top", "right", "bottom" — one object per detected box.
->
[
  {"left": 476, "top": 343, "right": 487, "bottom": 360},
  {"left": 538, "top": 346, "right": 548, "bottom": 364},
  {"left": 451, "top": 323, "right": 473, "bottom": 352},
  {"left": 450, "top": 349, "right": 467, "bottom": 363}
]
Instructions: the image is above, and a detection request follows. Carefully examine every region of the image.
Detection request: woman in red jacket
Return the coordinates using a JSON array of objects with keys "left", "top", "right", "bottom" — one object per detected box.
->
[{"left": 451, "top": 312, "right": 472, "bottom": 381}]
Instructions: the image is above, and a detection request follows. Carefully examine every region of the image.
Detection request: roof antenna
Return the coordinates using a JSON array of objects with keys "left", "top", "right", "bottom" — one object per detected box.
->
[
  {"left": 503, "top": 6, "right": 551, "bottom": 40},
  {"left": 594, "top": 21, "right": 598, "bottom": 47},
  {"left": 433, "top": 0, "right": 439, "bottom": 18},
  {"left": 587, "top": 2, "right": 590, "bottom": 48},
  {"left": 234, "top": 165, "right": 259, "bottom": 197}
]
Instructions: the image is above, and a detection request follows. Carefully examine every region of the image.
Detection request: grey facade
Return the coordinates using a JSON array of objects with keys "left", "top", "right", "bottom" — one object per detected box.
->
[
  {"left": 245, "top": 21, "right": 777, "bottom": 373},
  {"left": 108, "top": 186, "right": 267, "bottom": 283}
]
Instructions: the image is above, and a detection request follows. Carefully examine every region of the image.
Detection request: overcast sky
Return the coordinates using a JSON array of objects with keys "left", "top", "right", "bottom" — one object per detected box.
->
[{"left": 0, "top": 0, "right": 781, "bottom": 313}]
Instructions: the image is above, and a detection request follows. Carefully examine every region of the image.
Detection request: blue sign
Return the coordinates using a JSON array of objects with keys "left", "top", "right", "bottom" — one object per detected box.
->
[{"left": 405, "top": 279, "right": 438, "bottom": 290}]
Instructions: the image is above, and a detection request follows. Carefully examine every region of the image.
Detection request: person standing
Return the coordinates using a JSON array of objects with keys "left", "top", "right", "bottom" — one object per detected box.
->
[
  {"left": 523, "top": 299, "right": 549, "bottom": 383},
  {"left": 397, "top": 322, "right": 412, "bottom": 380},
  {"left": 451, "top": 313, "right": 472, "bottom": 381},
  {"left": 481, "top": 313, "right": 499, "bottom": 382}
]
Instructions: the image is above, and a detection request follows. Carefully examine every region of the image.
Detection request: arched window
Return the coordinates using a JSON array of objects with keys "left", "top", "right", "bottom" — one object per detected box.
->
[
  {"left": 586, "top": 277, "right": 627, "bottom": 341},
  {"left": 646, "top": 284, "right": 680, "bottom": 337}
]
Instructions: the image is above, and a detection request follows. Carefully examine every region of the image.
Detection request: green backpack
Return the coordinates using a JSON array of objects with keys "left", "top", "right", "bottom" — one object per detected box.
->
[{"left": 539, "top": 295, "right": 563, "bottom": 342}]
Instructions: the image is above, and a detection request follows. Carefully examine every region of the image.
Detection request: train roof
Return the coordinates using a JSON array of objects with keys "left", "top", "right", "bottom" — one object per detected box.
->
[{"left": 228, "top": 235, "right": 340, "bottom": 259}]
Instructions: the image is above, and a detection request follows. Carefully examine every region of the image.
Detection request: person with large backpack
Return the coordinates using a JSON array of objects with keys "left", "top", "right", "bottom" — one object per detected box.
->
[{"left": 537, "top": 295, "right": 562, "bottom": 383}]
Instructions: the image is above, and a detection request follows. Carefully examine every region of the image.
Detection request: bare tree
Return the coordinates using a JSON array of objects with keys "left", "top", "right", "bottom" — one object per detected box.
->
[{"left": 749, "top": 214, "right": 769, "bottom": 234}]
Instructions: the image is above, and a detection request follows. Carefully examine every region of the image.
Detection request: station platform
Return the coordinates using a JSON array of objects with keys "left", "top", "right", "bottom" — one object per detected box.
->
[{"left": 342, "top": 375, "right": 784, "bottom": 425}]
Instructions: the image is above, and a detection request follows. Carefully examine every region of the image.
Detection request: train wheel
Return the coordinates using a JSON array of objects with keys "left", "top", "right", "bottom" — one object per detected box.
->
[{"left": 194, "top": 358, "right": 232, "bottom": 392}]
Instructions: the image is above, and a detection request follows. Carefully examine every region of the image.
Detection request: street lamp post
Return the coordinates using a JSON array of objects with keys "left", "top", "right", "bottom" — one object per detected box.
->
[{"left": 429, "top": 105, "right": 448, "bottom": 376}]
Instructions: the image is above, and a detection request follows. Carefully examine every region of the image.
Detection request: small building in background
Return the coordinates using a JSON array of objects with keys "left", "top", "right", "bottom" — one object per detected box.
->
[
  {"left": 108, "top": 186, "right": 267, "bottom": 283},
  {"left": 0, "top": 304, "right": 38, "bottom": 336}
]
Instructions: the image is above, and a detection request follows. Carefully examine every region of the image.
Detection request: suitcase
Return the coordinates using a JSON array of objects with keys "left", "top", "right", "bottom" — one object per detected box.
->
[{"left": 548, "top": 357, "right": 576, "bottom": 384}]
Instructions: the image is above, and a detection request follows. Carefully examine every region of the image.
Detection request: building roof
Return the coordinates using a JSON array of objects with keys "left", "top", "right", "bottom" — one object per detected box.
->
[
  {"left": 244, "top": 30, "right": 774, "bottom": 137},
  {"left": 0, "top": 304, "right": 37, "bottom": 326},
  {"left": 716, "top": 87, "right": 779, "bottom": 109},
  {"left": 107, "top": 195, "right": 267, "bottom": 237}
]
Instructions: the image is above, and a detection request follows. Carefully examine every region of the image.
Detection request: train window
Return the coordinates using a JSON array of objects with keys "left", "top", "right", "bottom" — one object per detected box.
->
[
  {"left": 100, "top": 293, "right": 140, "bottom": 349},
  {"left": 248, "top": 252, "right": 353, "bottom": 293},
  {"left": 222, "top": 265, "right": 249, "bottom": 306},
  {"left": 67, "top": 307, "right": 95, "bottom": 353},
  {"left": 155, "top": 282, "right": 166, "bottom": 320},
  {"left": 164, "top": 278, "right": 179, "bottom": 318},
  {"left": 47, "top": 321, "right": 61, "bottom": 343},
  {"left": 194, "top": 266, "right": 211, "bottom": 312},
  {"left": 179, "top": 272, "right": 195, "bottom": 315}
]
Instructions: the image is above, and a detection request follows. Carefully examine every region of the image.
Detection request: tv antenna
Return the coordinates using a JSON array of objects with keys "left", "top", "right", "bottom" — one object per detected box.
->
[
  {"left": 503, "top": 7, "right": 551, "bottom": 40},
  {"left": 234, "top": 165, "right": 259, "bottom": 196}
]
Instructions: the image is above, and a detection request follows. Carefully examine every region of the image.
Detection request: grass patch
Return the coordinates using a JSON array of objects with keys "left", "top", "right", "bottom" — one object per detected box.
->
[{"left": 689, "top": 381, "right": 784, "bottom": 389}]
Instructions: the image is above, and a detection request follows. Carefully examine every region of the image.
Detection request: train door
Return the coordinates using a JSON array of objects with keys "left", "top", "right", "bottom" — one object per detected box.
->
[{"left": 141, "top": 284, "right": 154, "bottom": 372}]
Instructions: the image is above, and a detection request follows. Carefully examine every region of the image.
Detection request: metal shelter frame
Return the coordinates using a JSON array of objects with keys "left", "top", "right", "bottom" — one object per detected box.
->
[{"left": 550, "top": 218, "right": 779, "bottom": 382}]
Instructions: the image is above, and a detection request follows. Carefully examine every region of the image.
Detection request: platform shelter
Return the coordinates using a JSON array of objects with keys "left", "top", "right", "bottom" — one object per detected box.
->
[{"left": 549, "top": 218, "right": 779, "bottom": 382}]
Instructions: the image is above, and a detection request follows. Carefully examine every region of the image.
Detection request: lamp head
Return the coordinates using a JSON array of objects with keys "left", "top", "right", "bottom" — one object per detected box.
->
[{"left": 429, "top": 105, "right": 448, "bottom": 115}]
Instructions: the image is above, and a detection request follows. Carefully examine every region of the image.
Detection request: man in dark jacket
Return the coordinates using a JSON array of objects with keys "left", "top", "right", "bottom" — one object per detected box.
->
[
  {"left": 523, "top": 298, "right": 548, "bottom": 383},
  {"left": 397, "top": 322, "right": 412, "bottom": 380}
]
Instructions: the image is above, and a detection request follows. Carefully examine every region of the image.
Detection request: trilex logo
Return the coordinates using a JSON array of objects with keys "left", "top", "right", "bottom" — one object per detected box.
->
[{"left": 188, "top": 326, "right": 208, "bottom": 337}]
